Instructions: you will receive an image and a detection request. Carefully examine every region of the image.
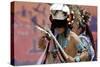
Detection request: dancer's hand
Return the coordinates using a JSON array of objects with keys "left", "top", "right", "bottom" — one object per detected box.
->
[
  {"left": 67, "top": 55, "right": 75, "bottom": 62},
  {"left": 38, "top": 36, "right": 46, "bottom": 50},
  {"left": 41, "top": 31, "right": 52, "bottom": 40}
]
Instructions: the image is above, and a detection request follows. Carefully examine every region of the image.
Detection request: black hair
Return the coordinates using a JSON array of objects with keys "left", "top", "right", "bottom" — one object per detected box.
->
[
  {"left": 85, "top": 24, "right": 95, "bottom": 50},
  {"left": 49, "top": 15, "right": 68, "bottom": 37},
  {"left": 79, "top": 23, "right": 95, "bottom": 50}
]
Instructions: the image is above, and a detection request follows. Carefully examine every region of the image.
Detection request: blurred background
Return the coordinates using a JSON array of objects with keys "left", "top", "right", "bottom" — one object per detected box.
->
[{"left": 11, "top": 1, "right": 97, "bottom": 65}]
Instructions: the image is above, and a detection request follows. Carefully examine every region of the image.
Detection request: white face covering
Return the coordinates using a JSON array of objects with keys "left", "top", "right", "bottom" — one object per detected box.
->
[
  {"left": 50, "top": 3, "right": 70, "bottom": 20},
  {"left": 52, "top": 11, "right": 66, "bottom": 20}
]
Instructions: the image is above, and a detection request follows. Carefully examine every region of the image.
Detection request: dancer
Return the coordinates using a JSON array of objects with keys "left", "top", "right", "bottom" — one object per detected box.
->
[{"left": 38, "top": 4, "right": 89, "bottom": 63}]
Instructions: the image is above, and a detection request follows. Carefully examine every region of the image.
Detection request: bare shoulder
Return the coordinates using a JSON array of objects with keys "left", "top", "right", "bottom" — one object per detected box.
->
[{"left": 69, "top": 31, "right": 81, "bottom": 44}]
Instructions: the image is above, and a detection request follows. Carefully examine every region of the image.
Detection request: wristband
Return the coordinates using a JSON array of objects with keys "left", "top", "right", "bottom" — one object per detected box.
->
[{"left": 74, "top": 56, "right": 80, "bottom": 62}]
